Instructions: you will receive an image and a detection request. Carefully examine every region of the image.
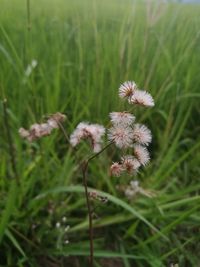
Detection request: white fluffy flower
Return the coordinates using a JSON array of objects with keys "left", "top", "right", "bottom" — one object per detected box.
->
[
  {"left": 69, "top": 122, "right": 105, "bottom": 152},
  {"left": 109, "top": 112, "right": 135, "bottom": 126},
  {"left": 129, "top": 90, "right": 154, "bottom": 107},
  {"left": 108, "top": 126, "right": 133, "bottom": 148},
  {"left": 119, "top": 81, "right": 137, "bottom": 99},
  {"left": 133, "top": 144, "right": 150, "bottom": 166},
  {"left": 121, "top": 155, "right": 141, "bottom": 174},
  {"left": 110, "top": 162, "right": 124, "bottom": 177},
  {"left": 132, "top": 124, "right": 152, "bottom": 145}
]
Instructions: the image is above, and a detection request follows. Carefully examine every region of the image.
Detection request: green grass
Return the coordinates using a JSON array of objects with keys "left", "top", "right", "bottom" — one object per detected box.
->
[{"left": 0, "top": 0, "right": 200, "bottom": 266}]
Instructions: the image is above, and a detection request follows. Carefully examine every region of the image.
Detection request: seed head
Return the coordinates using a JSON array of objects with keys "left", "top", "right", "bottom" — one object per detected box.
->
[
  {"left": 70, "top": 122, "right": 105, "bottom": 152},
  {"left": 110, "top": 162, "right": 124, "bottom": 177},
  {"left": 133, "top": 144, "right": 150, "bottom": 166},
  {"left": 132, "top": 124, "right": 152, "bottom": 145},
  {"left": 108, "top": 125, "right": 133, "bottom": 148},
  {"left": 109, "top": 112, "right": 135, "bottom": 126},
  {"left": 129, "top": 90, "right": 154, "bottom": 107},
  {"left": 121, "top": 155, "right": 141, "bottom": 174},
  {"left": 119, "top": 81, "right": 137, "bottom": 99}
]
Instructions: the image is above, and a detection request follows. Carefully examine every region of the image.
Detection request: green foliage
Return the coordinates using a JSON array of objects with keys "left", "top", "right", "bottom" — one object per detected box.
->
[{"left": 0, "top": 0, "right": 200, "bottom": 266}]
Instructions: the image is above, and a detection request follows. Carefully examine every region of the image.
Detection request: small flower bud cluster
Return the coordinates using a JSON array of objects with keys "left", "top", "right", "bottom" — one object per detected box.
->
[
  {"left": 119, "top": 81, "right": 154, "bottom": 107},
  {"left": 55, "top": 216, "right": 70, "bottom": 246},
  {"left": 70, "top": 122, "right": 105, "bottom": 153},
  {"left": 109, "top": 81, "right": 154, "bottom": 177},
  {"left": 19, "top": 112, "right": 66, "bottom": 141}
]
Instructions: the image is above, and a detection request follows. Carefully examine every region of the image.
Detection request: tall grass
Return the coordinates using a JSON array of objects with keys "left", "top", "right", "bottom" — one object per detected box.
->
[{"left": 0, "top": 0, "right": 200, "bottom": 266}]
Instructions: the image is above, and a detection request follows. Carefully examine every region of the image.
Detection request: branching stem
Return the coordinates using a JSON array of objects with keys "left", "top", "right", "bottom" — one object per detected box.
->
[
  {"left": 58, "top": 121, "right": 113, "bottom": 267},
  {"left": 81, "top": 142, "right": 113, "bottom": 267}
]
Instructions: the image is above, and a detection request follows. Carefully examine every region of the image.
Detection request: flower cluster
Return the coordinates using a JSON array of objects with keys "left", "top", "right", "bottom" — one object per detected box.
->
[
  {"left": 19, "top": 112, "right": 66, "bottom": 141},
  {"left": 119, "top": 81, "right": 154, "bottom": 107},
  {"left": 110, "top": 155, "right": 140, "bottom": 177},
  {"left": 109, "top": 80, "right": 154, "bottom": 177},
  {"left": 69, "top": 122, "right": 105, "bottom": 153}
]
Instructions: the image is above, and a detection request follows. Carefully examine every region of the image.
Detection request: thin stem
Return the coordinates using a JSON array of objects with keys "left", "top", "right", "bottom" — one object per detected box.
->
[
  {"left": 58, "top": 122, "right": 114, "bottom": 266},
  {"left": 82, "top": 141, "right": 113, "bottom": 267},
  {"left": 57, "top": 120, "right": 70, "bottom": 144},
  {"left": 57, "top": 121, "right": 80, "bottom": 164},
  {"left": 87, "top": 141, "right": 114, "bottom": 163},
  {"left": 3, "top": 99, "right": 19, "bottom": 184},
  {"left": 82, "top": 160, "right": 94, "bottom": 267}
]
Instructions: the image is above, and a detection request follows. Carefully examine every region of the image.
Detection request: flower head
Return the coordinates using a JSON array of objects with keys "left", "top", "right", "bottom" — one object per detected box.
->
[
  {"left": 121, "top": 155, "right": 141, "bottom": 174},
  {"left": 109, "top": 112, "right": 135, "bottom": 126},
  {"left": 125, "top": 180, "right": 140, "bottom": 199},
  {"left": 19, "top": 113, "right": 66, "bottom": 141},
  {"left": 133, "top": 144, "right": 150, "bottom": 166},
  {"left": 108, "top": 125, "right": 133, "bottom": 148},
  {"left": 129, "top": 90, "right": 154, "bottom": 107},
  {"left": 70, "top": 122, "right": 105, "bottom": 152},
  {"left": 110, "top": 162, "right": 124, "bottom": 177},
  {"left": 132, "top": 124, "right": 152, "bottom": 145},
  {"left": 119, "top": 81, "right": 137, "bottom": 99}
]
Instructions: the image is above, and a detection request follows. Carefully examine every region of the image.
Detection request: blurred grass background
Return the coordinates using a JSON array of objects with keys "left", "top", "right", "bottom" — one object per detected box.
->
[{"left": 0, "top": 0, "right": 200, "bottom": 266}]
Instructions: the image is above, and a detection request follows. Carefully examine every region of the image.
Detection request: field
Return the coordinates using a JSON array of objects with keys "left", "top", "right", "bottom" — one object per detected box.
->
[{"left": 1, "top": 0, "right": 200, "bottom": 266}]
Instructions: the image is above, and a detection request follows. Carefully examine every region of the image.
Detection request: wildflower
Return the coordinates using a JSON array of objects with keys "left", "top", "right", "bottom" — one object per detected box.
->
[
  {"left": 109, "top": 112, "right": 135, "bottom": 126},
  {"left": 121, "top": 155, "right": 141, "bottom": 174},
  {"left": 18, "top": 128, "right": 30, "bottom": 139},
  {"left": 125, "top": 180, "right": 156, "bottom": 199},
  {"left": 88, "top": 191, "right": 98, "bottom": 200},
  {"left": 56, "top": 222, "right": 61, "bottom": 228},
  {"left": 125, "top": 187, "right": 136, "bottom": 199},
  {"left": 108, "top": 125, "right": 133, "bottom": 148},
  {"left": 119, "top": 81, "right": 137, "bottom": 99},
  {"left": 48, "top": 112, "right": 66, "bottom": 126},
  {"left": 19, "top": 112, "right": 66, "bottom": 141},
  {"left": 132, "top": 124, "right": 152, "bottom": 145},
  {"left": 69, "top": 122, "right": 105, "bottom": 153},
  {"left": 110, "top": 162, "right": 124, "bottom": 177},
  {"left": 62, "top": 217, "right": 67, "bottom": 223},
  {"left": 129, "top": 90, "right": 154, "bottom": 107},
  {"left": 133, "top": 144, "right": 150, "bottom": 166},
  {"left": 64, "top": 225, "right": 70, "bottom": 232},
  {"left": 125, "top": 180, "right": 140, "bottom": 199}
]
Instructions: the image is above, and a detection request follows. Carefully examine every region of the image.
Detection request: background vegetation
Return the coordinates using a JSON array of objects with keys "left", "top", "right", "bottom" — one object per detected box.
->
[{"left": 0, "top": 0, "right": 200, "bottom": 266}]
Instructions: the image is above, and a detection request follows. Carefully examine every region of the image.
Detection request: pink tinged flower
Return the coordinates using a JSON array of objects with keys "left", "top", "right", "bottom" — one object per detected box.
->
[
  {"left": 129, "top": 90, "right": 154, "bottom": 107},
  {"left": 108, "top": 126, "right": 133, "bottom": 148},
  {"left": 109, "top": 112, "right": 135, "bottom": 126},
  {"left": 19, "top": 113, "right": 66, "bottom": 142},
  {"left": 69, "top": 122, "right": 105, "bottom": 153},
  {"left": 121, "top": 155, "right": 141, "bottom": 174},
  {"left": 110, "top": 162, "right": 124, "bottom": 177},
  {"left": 88, "top": 124, "right": 105, "bottom": 143},
  {"left": 19, "top": 128, "right": 30, "bottom": 139},
  {"left": 132, "top": 124, "right": 152, "bottom": 146},
  {"left": 119, "top": 81, "right": 137, "bottom": 99},
  {"left": 133, "top": 144, "right": 150, "bottom": 166}
]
